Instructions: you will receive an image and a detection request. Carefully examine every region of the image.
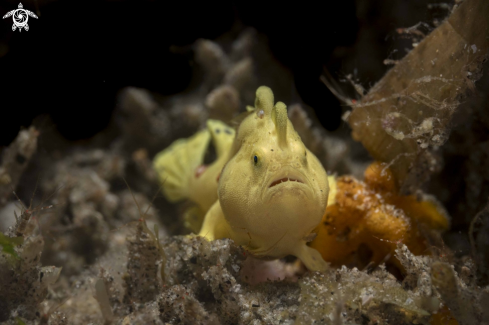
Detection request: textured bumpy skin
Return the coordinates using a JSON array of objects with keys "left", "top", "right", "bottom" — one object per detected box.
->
[{"left": 198, "top": 86, "right": 330, "bottom": 271}]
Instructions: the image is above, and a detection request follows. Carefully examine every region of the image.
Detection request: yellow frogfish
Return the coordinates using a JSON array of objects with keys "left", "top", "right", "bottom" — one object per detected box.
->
[{"left": 154, "top": 86, "right": 330, "bottom": 271}]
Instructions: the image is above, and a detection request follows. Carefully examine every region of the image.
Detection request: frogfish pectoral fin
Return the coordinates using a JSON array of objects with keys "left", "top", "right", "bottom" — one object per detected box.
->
[
  {"left": 198, "top": 201, "right": 232, "bottom": 240},
  {"left": 295, "top": 244, "right": 329, "bottom": 272},
  {"left": 183, "top": 206, "right": 206, "bottom": 234}
]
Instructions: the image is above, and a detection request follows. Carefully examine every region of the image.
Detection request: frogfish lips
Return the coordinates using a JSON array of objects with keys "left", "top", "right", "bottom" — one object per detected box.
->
[{"left": 268, "top": 176, "right": 305, "bottom": 188}]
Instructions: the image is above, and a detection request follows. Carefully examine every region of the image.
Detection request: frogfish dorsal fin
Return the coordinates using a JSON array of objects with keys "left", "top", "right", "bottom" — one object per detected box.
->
[
  {"left": 272, "top": 101, "right": 288, "bottom": 148},
  {"left": 254, "top": 86, "right": 274, "bottom": 116}
]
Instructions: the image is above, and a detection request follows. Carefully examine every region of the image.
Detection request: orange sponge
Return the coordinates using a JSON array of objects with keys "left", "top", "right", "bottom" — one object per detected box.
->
[{"left": 310, "top": 161, "right": 449, "bottom": 268}]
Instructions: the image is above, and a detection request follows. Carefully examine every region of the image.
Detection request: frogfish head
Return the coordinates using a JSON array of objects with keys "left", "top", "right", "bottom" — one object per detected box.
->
[{"left": 218, "top": 86, "right": 330, "bottom": 247}]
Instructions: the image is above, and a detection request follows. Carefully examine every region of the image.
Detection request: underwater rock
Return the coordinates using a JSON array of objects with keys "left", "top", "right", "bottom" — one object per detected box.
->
[
  {"left": 0, "top": 217, "right": 61, "bottom": 321},
  {"left": 296, "top": 266, "right": 431, "bottom": 325},
  {"left": 123, "top": 220, "right": 162, "bottom": 305},
  {"left": 158, "top": 285, "right": 220, "bottom": 325},
  {"left": 161, "top": 236, "right": 300, "bottom": 324},
  {"left": 205, "top": 85, "right": 240, "bottom": 123},
  {"left": 223, "top": 57, "right": 254, "bottom": 94},
  {"left": 194, "top": 39, "right": 229, "bottom": 84},
  {"left": 0, "top": 127, "right": 38, "bottom": 206},
  {"left": 121, "top": 301, "right": 163, "bottom": 325},
  {"left": 117, "top": 87, "right": 174, "bottom": 153}
]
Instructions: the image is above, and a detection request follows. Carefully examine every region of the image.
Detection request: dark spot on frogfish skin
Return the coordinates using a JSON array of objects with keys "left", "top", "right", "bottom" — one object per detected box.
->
[
  {"left": 224, "top": 128, "right": 232, "bottom": 135},
  {"left": 16, "top": 154, "right": 26, "bottom": 164},
  {"left": 215, "top": 129, "right": 221, "bottom": 134}
]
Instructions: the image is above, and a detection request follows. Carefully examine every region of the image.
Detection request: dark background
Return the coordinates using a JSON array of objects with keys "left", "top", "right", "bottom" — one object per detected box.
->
[{"left": 0, "top": 0, "right": 452, "bottom": 146}]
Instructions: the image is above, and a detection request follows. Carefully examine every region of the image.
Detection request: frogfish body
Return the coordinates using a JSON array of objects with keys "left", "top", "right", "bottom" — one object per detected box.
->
[{"left": 154, "top": 86, "right": 330, "bottom": 271}]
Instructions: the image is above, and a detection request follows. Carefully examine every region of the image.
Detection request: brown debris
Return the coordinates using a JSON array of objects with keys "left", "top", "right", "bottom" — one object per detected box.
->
[{"left": 348, "top": 0, "right": 489, "bottom": 192}]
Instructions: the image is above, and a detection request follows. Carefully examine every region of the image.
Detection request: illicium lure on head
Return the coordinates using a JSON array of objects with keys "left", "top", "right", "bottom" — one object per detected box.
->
[{"left": 154, "top": 86, "right": 330, "bottom": 271}]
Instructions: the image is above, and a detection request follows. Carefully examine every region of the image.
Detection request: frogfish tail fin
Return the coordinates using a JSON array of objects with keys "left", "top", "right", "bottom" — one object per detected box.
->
[{"left": 272, "top": 101, "right": 288, "bottom": 148}]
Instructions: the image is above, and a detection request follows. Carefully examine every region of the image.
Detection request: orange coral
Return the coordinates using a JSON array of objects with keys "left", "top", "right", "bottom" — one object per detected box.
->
[{"left": 310, "top": 161, "right": 449, "bottom": 268}]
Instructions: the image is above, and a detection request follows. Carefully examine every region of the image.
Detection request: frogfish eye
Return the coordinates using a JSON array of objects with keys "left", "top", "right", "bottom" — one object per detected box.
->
[{"left": 253, "top": 155, "right": 258, "bottom": 164}]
